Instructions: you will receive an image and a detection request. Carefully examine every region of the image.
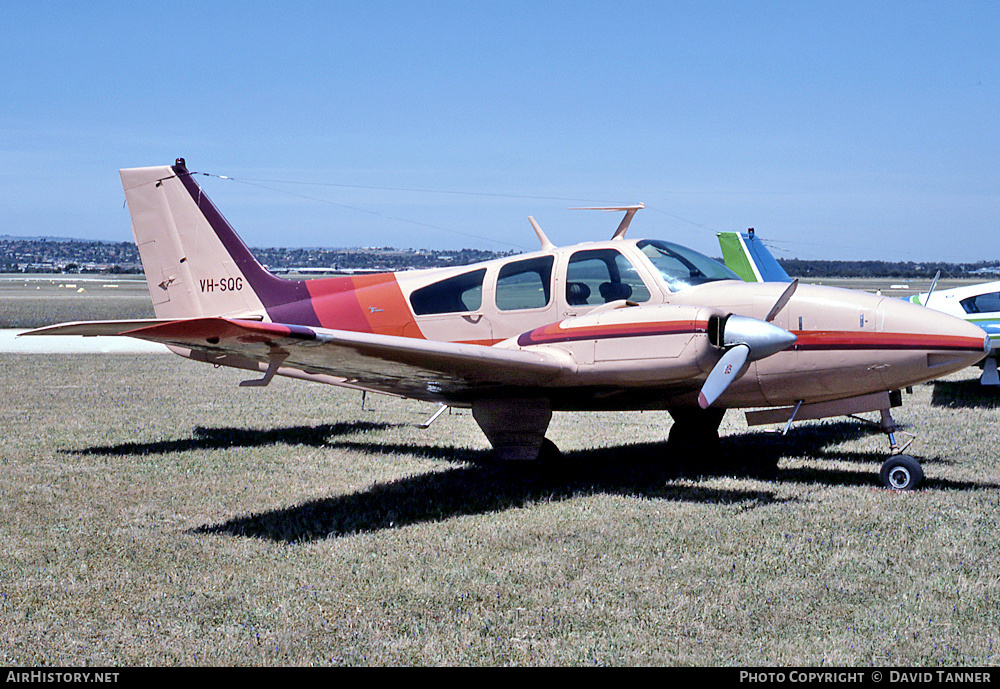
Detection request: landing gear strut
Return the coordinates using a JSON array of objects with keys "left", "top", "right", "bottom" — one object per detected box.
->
[{"left": 877, "top": 408, "right": 923, "bottom": 490}]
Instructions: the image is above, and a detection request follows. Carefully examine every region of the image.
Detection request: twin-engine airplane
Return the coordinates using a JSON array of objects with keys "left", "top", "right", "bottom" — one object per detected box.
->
[{"left": 24, "top": 160, "right": 990, "bottom": 490}]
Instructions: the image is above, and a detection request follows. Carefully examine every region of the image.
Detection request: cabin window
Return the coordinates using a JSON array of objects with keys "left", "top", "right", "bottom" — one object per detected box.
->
[
  {"left": 495, "top": 256, "right": 554, "bottom": 311},
  {"left": 961, "top": 292, "right": 1000, "bottom": 315},
  {"left": 409, "top": 268, "right": 486, "bottom": 315},
  {"left": 565, "top": 249, "right": 651, "bottom": 305}
]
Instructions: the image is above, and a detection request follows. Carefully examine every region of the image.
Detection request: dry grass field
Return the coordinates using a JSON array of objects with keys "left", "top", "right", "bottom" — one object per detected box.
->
[
  {"left": 1, "top": 275, "right": 999, "bottom": 666},
  {"left": 0, "top": 276, "right": 154, "bottom": 328}
]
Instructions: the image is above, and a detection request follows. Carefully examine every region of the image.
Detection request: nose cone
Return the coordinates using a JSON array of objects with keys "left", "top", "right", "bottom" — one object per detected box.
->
[
  {"left": 876, "top": 297, "right": 989, "bottom": 387},
  {"left": 722, "top": 314, "right": 798, "bottom": 360}
]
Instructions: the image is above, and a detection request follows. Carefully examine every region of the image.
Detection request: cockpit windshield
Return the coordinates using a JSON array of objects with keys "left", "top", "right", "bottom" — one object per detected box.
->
[{"left": 636, "top": 239, "right": 740, "bottom": 291}]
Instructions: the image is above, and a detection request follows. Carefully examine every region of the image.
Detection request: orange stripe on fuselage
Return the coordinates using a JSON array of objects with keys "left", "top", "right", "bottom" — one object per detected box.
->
[{"left": 304, "top": 273, "right": 424, "bottom": 338}]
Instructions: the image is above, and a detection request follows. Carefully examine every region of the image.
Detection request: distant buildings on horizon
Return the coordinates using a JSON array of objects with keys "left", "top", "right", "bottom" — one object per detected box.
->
[{"left": 1, "top": 236, "right": 998, "bottom": 278}]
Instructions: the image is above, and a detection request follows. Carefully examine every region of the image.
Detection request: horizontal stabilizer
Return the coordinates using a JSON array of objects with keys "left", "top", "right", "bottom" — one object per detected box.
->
[{"left": 20, "top": 319, "right": 195, "bottom": 337}]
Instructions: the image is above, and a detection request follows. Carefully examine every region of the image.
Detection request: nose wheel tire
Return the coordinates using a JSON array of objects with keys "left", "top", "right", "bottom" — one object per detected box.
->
[{"left": 879, "top": 455, "right": 924, "bottom": 491}]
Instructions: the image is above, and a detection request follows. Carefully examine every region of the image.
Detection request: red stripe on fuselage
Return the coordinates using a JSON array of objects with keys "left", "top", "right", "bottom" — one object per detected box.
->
[
  {"left": 791, "top": 331, "right": 985, "bottom": 352},
  {"left": 516, "top": 321, "right": 984, "bottom": 355}
]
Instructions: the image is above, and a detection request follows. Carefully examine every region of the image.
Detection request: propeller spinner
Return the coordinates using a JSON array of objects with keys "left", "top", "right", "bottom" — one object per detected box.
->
[{"left": 698, "top": 314, "right": 798, "bottom": 408}]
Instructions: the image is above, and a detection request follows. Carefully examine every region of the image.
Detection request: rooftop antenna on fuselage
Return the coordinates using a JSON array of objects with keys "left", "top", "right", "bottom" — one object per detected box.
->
[
  {"left": 570, "top": 204, "right": 645, "bottom": 240},
  {"left": 528, "top": 216, "right": 556, "bottom": 251}
]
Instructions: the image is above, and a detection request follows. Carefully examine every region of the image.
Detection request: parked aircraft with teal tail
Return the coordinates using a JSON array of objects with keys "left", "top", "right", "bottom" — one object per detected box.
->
[{"left": 717, "top": 229, "right": 791, "bottom": 283}]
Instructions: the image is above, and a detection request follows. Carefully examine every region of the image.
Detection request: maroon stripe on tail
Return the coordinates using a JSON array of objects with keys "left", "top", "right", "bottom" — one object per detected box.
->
[{"left": 171, "top": 162, "right": 321, "bottom": 326}]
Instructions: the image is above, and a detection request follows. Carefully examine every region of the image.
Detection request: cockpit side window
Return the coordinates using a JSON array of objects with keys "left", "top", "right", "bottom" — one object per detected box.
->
[
  {"left": 496, "top": 256, "right": 554, "bottom": 311},
  {"left": 409, "top": 268, "right": 486, "bottom": 315},
  {"left": 961, "top": 292, "right": 1000, "bottom": 315},
  {"left": 566, "top": 249, "right": 651, "bottom": 305}
]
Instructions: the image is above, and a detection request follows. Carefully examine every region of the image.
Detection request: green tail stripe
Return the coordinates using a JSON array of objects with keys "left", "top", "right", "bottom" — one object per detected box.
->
[{"left": 717, "top": 232, "right": 758, "bottom": 282}]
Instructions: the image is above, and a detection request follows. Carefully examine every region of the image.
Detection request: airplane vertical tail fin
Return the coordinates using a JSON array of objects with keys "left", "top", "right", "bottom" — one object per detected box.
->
[
  {"left": 120, "top": 159, "right": 310, "bottom": 320},
  {"left": 717, "top": 230, "right": 792, "bottom": 283}
]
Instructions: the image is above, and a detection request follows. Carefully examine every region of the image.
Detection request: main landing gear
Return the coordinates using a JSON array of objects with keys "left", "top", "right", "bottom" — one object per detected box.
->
[
  {"left": 472, "top": 397, "right": 558, "bottom": 462},
  {"left": 470, "top": 397, "right": 927, "bottom": 491},
  {"left": 666, "top": 407, "right": 725, "bottom": 458},
  {"left": 877, "top": 408, "right": 923, "bottom": 491},
  {"left": 470, "top": 398, "right": 563, "bottom": 482}
]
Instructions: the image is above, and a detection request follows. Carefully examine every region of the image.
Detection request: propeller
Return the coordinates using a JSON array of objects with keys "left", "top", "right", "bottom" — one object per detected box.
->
[
  {"left": 698, "top": 308, "right": 798, "bottom": 409},
  {"left": 764, "top": 278, "right": 798, "bottom": 322},
  {"left": 698, "top": 343, "right": 751, "bottom": 409}
]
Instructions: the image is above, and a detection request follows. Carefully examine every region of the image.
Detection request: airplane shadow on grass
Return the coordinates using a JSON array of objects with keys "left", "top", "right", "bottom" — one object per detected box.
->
[
  {"left": 178, "top": 418, "right": 997, "bottom": 543},
  {"left": 931, "top": 377, "right": 1000, "bottom": 409},
  {"left": 73, "top": 421, "right": 394, "bottom": 456},
  {"left": 190, "top": 443, "right": 787, "bottom": 544},
  {"left": 69, "top": 418, "right": 999, "bottom": 543}
]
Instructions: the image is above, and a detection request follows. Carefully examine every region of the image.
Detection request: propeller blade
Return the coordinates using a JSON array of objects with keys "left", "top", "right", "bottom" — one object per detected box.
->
[
  {"left": 764, "top": 279, "right": 799, "bottom": 322},
  {"left": 698, "top": 343, "right": 750, "bottom": 409}
]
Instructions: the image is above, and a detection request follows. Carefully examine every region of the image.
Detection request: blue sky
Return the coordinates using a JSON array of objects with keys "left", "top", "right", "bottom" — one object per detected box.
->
[{"left": 2, "top": 1, "right": 997, "bottom": 261}]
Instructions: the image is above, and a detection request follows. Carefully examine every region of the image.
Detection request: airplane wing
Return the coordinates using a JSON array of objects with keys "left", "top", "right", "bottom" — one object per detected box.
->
[
  {"left": 27, "top": 318, "right": 574, "bottom": 403},
  {"left": 24, "top": 302, "right": 804, "bottom": 407}
]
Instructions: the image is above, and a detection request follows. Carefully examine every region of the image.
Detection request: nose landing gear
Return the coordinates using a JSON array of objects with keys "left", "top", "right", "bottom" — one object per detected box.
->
[
  {"left": 879, "top": 454, "right": 924, "bottom": 491},
  {"left": 877, "top": 408, "right": 922, "bottom": 491}
]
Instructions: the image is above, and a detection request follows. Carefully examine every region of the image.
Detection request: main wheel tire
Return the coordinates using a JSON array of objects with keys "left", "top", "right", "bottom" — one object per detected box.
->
[
  {"left": 666, "top": 407, "right": 725, "bottom": 461},
  {"left": 879, "top": 455, "right": 924, "bottom": 491}
]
